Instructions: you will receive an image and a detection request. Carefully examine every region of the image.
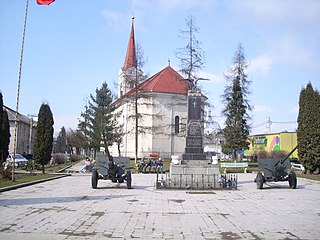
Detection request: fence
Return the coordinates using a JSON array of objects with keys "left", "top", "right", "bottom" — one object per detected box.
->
[{"left": 156, "top": 173, "right": 238, "bottom": 190}]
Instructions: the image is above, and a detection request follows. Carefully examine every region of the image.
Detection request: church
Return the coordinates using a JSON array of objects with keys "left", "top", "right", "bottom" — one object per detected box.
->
[{"left": 112, "top": 19, "right": 192, "bottom": 159}]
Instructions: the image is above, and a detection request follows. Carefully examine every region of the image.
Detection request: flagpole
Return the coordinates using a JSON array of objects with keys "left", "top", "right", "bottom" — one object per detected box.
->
[{"left": 12, "top": 0, "right": 29, "bottom": 181}]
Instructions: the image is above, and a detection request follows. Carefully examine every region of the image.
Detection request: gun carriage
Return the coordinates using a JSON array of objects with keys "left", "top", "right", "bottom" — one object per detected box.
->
[
  {"left": 255, "top": 146, "right": 297, "bottom": 189},
  {"left": 91, "top": 156, "right": 132, "bottom": 189}
]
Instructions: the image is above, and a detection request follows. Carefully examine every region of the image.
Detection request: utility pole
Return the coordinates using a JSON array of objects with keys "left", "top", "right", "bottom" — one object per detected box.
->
[{"left": 267, "top": 117, "right": 272, "bottom": 133}]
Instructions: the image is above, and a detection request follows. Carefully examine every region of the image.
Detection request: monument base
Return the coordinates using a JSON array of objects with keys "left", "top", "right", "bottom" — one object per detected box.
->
[{"left": 168, "top": 161, "right": 220, "bottom": 189}]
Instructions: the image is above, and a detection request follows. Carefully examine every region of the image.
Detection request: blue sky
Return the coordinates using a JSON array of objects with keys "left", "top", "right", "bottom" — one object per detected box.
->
[{"left": 1, "top": 0, "right": 319, "bottom": 136}]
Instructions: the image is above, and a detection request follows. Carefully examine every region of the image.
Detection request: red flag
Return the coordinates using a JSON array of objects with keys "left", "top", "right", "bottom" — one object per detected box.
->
[{"left": 36, "top": 0, "right": 55, "bottom": 5}]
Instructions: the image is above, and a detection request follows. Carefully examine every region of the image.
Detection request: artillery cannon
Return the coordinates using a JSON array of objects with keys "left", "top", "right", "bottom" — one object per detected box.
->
[
  {"left": 255, "top": 146, "right": 297, "bottom": 189},
  {"left": 91, "top": 155, "right": 132, "bottom": 189}
]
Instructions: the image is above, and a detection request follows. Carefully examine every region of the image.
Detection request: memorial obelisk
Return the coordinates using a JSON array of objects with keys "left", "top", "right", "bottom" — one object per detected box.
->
[{"left": 169, "top": 90, "right": 219, "bottom": 189}]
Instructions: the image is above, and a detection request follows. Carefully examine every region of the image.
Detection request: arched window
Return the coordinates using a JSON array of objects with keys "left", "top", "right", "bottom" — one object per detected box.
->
[{"left": 175, "top": 116, "right": 180, "bottom": 134}]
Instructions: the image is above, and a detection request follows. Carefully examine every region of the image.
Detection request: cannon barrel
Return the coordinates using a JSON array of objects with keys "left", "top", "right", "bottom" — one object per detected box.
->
[{"left": 279, "top": 145, "right": 298, "bottom": 164}]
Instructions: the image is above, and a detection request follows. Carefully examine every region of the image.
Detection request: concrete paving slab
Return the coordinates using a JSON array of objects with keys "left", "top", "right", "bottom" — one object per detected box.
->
[{"left": 0, "top": 173, "right": 319, "bottom": 239}]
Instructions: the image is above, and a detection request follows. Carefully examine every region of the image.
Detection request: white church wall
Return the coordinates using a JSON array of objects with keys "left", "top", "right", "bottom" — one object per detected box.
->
[{"left": 113, "top": 92, "right": 188, "bottom": 159}]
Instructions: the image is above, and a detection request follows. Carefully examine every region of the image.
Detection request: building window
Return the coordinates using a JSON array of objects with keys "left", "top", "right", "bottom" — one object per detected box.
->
[{"left": 175, "top": 116, "right": 180, "bottom": 134}]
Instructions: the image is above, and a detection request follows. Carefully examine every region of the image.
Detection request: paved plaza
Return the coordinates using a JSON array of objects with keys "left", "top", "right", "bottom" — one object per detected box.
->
[{"left": 0, "top": 170, "right": 319, "bottom": 240}]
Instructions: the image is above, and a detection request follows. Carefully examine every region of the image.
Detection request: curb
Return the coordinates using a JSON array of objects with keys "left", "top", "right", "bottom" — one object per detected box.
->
[{"left": 0, "top": 174, "right": 71, "bottom": 193}]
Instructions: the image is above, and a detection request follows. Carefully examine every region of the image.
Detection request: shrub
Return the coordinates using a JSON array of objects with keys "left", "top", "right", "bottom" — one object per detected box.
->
[
  {"left": 257, "top": 150, "right": 268, "bottom": 159},
  {"left": 268, "top": 150, "right": 287, "bottom": 160},
  {"left": 52, "top": 154, "right": 67, "bottom": 165},
  {"left": 70, "top": 154, "right": 80, "bottom": 162}
]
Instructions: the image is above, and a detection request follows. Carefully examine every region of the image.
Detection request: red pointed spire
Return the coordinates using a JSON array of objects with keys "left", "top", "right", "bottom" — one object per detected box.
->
[{"left": 123, "top": 17, "right": 137, "bottom": 70}]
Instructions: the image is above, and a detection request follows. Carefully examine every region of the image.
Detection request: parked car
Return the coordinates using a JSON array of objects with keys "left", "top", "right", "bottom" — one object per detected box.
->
[
  {"left": 291, "top": 163, "right": 305, "bottom": 171},
  {"left": 6, "top": 154, "right": 29, "bottom": 167},
  {"left": 51, "top": 153, "right": 70, "bottom": 164}
]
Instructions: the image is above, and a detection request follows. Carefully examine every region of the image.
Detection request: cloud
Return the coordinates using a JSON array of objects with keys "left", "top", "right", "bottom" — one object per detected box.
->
[
  {"left": 198, "top": 70, "right": 223, "bottom": 84},
  {"left": 269, "top": 35, "right": 320, "bottom": 72},
  {"left": 101, "top": 10, "right": 130, "bottom": 30},
  {"left": 227, "top": 1, "right": 320, "bottom": 73},
  {"left": 231, "top": 0, "right": 320, "bottom": 31},
  {"left": 290, "top": 105, "right": 299, "bottom": 114},
  {"left": 248, "top": 54, "right": 272, "bottom": 77},
  {"left": 253, "top": 105, "right": 272, "bottom": 113}
]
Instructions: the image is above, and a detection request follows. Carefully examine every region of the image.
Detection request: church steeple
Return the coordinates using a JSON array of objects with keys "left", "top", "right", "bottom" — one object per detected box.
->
[
  {"left": 123, "top": 17, "right": 137, "bottom": 70},
  {"left": 118, "top": 17, "right": 141, "bottom": 98}
]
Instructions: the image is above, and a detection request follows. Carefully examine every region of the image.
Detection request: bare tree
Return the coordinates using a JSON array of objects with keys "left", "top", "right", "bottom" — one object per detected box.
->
[{"left": 176, "top": 15, "right": 205, "bottom": 90}]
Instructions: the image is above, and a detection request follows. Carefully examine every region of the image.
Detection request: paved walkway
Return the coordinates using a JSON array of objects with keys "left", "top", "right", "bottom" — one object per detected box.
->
[{"left": 0, "top": 171, "right": 319, "bottom": 239}]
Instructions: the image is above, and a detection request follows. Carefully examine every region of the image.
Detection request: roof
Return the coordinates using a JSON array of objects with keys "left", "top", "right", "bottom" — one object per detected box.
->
[
  {"left": 114, "top": 66, "right": 190, "bottom": 105},
  {"left": 123, "top": 18, "right": 137, "bottom": 70},
  {"left": 137, "top": 66, "right": 190, "bottom": 94},
  {"left": 3, "top": 105, "right": 32, "bottom": 125}
]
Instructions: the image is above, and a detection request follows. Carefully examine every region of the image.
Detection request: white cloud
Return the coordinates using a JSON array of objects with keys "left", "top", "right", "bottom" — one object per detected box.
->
[
  {"left": 101, "top": 10, "right": 130, "bottom": 30},
  {"left": 231, "top": 0, "right": 320, "bottom": 30},
  {"left": 248, "top": 54, "right": 272, "bottom": 77},
  {"left": 290, "top": 105, "right": 299, "bottom": 114},
  {"left": 270, "top": 35, "right": 320, "bottom": 72},
  {"left": 227, "top": 1, "right": 320, "bottom": 73},
  {"left": 253, "top": 105, "right": 272, "bottom": 113},
  {"left": 198, "top": 70, "right": 223, "bottom": 84}
]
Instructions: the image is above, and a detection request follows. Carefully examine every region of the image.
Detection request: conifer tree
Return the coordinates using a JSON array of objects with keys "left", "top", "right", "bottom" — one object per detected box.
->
[
  {"left": 87, "top": 82, "right": 116, "bottom": 158},
  {"left": 56, "top": 126, "right": 67, "bottom": 153},
  {"left": 297, "top": 83, "right": 320, "bottom": 174},
  {"left": 221, "top": 44, "right": 252, "bottom": 159},
  {"left": 0, "top": 92, "right": 10, "bottom": 169},
  {"left": 33, "top": 103, "right": 54, "bottom": 173}
]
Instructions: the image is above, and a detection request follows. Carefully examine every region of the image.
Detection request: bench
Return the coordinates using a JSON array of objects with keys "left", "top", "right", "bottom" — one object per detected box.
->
[{"left": 220, "top": 162, "right": 248, "bottom": 173}]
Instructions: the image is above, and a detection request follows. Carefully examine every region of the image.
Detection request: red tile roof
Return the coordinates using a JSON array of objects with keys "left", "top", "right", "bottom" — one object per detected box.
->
[
  {"left": 138, "top": 66, "right": 190, "bottom": 94},
  {"left": 123, "top": 18, "right": 137, "bottom": 70},
  {"left": 113, "top": 66, "right": 191, "bottom": 105}
]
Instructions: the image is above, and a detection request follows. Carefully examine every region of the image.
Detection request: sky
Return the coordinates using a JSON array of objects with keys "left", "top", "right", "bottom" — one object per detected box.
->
[{"left": 0, "top": 0, "right": 319, "bottom": 136}]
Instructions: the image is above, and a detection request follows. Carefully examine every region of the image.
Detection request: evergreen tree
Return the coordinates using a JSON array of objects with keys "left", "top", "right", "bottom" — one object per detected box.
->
[
  {"left": 0, "top": 92, "right": 10, "bottom": 170},
  {"left": 55, "top": 126, "right": 67, "bottom": 153},
  {"left": 33, "top": 103, "right": 54, "bottom": 173},
  {"left": 221, "top": 44, "right": 252, "bottom": 159},
  {"left": 87, "top": 82, "right": 116, "bottom": 158},
  {"left": 176, "top": 15, "right": 205, "bottom": 90},
  {"left": 78, "top": 100, "right": 91, "bottom": 155},
  {"left": 297, "top": 82, "right": 320, "bottom": 174}
]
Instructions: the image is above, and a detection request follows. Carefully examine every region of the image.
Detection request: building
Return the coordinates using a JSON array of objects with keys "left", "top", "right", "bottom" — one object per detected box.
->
[
  {"left": 245, "top": 131, "right": 298, "bottom": 159},
  {"left": 112, "top": 19, "right": 192, "bottom": 159},
  {"left": 4, "top": 106, "right": 37, "bottom": 155}
]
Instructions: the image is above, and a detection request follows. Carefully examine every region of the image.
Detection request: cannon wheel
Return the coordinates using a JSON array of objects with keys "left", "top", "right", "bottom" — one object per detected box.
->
[
  {"left": 91, "top": 169, "right": 99, "bottom": 189},
  {"left": 126, "top": 171, "right": 132, "bottom": 189},
  {"left": 256, "top": 172, "right": 264, "bottom": 189},
  {"left": 288, "top": 171, "right": 297, "bottom": 189}
]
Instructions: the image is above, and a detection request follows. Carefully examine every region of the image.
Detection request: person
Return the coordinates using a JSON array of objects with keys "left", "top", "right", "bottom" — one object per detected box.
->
[
  {"left": 157, "top": 158, "right": 163, "bottom": 174},
  {"left": 144, "top": 159, "right": 152, "bottom": 173},
  {"left": 138, "top": 159, "right": 145, "bottom": 173},
  {"left": 80, "top": 157, "right": 91, "bottom": 172},
  {"left": 85, "top": 157, "right": 91, "bottom": 171}
]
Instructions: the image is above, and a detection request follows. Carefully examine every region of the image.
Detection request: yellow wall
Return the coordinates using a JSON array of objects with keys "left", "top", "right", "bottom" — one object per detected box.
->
[{"left": 246, "top": 132, "right": 298, "bottom": 159}]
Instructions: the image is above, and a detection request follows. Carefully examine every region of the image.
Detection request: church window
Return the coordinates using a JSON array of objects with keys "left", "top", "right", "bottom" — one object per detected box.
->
[{"left": 175, "top": 116, "right": 180, "bottom": 134}]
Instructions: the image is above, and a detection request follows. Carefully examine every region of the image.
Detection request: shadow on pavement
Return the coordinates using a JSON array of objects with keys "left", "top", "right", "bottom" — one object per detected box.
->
[{"left": 0, "top": 194, "right": 134, "bottom": 206}]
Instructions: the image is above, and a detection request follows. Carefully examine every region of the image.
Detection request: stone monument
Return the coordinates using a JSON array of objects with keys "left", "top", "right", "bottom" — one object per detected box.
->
[{"left": 169, "top": 91, "right": 219, "bottom": 189}]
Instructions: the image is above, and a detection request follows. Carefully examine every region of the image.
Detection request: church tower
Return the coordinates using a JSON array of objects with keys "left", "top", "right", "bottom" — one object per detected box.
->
[{"left": 118, "top": 17, "right": 142, "bottom": 97}]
